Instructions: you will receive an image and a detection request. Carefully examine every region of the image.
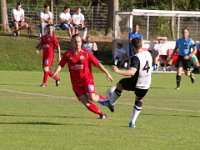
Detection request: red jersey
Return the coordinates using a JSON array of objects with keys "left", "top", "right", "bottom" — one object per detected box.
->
[
  {"left": 41, "top": 34, "right": 59, "bottom": 59},
  {"left": 59, "top": 48, "right": 99, "bottom": 86}
]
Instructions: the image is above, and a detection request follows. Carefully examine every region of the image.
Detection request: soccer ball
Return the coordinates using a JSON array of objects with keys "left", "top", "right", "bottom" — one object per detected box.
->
[{"left": 106, "top": 86, "right": 116, "bottom": 99}]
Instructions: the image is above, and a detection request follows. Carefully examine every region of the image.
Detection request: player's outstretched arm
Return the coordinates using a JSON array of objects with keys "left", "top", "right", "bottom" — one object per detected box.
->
[
  {"left": 167, "top": 48, "right": 178, "bottom": 64},
  {"left": 53, "top": 65, "right": 62, "bottom": 77},
  {"left": 57, "top": 46, "right": 61, "bottom": 62},
  {"left": 112, "top": 65, "right": 136, "bottom": 76},
  {"left": 97, "top": 63, "right": 113, "bottom": 82},
  {"left": 35, "top": 43, "right": 42, "bottom": 55}
]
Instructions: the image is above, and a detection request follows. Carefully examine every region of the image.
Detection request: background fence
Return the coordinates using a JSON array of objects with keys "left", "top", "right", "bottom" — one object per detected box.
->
[{"left": 7, "top": 4, "right": 108, "bottom": 32}]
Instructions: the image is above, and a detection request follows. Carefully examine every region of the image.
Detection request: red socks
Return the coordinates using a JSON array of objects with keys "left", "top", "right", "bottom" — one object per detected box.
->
[
  {"left": 87, "top": 103, "right": 104, "bottom": 116},
  {"left": 43, "top": 71, "right": 59, "bottom": 84},
  {"left": 43, "top": 71, "right": 49, "bottom": 85},
  {"left": 48, "top": 71, "right": 59, "bottom": 80},
  {"left": 98, "top": 95, "right": 107, "bottom": 101}
]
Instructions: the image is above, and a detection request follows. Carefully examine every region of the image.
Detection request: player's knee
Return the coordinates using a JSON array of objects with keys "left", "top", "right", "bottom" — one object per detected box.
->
[
  {"left": 135, "top": 98, "right": 143, "bottom": 107},
  {"left": 43, "top": 67, "right": 49, "bottom": 71},
  {"left": 116, "top": 82, "right": 123, "bottom": 91}
]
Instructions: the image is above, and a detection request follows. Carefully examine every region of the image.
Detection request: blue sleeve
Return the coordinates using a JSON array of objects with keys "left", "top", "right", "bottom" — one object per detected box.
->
[
  {"left": 190, "top": 39, "right": 195, "bottom": 48},
  {"left": 139, "top": 33, "right": 143, "bottom": 39},
  {"left": 175, "top": 40, "right": 179, "bottom": 49},
  {"left": 129, "top": 32, "right": 132, "bottom": 39}
]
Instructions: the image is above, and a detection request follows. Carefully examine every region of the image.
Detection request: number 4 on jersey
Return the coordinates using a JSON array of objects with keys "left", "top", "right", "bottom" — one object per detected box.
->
[{"left": 143, "top": 61, "right": 150, "bottom": 73}]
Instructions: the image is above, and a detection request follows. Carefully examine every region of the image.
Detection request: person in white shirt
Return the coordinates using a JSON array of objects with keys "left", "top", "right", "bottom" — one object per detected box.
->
[
  {"left": 12, "top": 2, "right": 30, "bottom": 36},
  {"left": 72, "top": 7, "right": 87, "bottom": 39},
  {"left": 59, "top": 6, "right": 75, "bottom": 38},
  {"left": 113, "top": 42, "right": 128, "bottom": 69},
  {"left": 82, "top": 36, "right": 99, "bottom": 59},
  {"left": 40, "top": 4, "right": 53, "bottom": 37},
  {"left": 153, "top": 37, "right": 168, "bottom": 70}
]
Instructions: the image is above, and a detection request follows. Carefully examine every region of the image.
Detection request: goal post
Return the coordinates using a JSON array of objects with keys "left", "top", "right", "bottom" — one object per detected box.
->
[{"left": 113, "top": 9, "right": 200, "bottom": 58}]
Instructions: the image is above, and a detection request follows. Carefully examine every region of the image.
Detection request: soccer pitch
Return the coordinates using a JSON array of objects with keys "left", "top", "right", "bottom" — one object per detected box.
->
[{"left": 0, "top": 70, "right": 200, "bottom": 150}]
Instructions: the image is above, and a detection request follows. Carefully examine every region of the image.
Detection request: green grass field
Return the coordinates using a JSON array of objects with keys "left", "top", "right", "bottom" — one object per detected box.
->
[{"left": 0, "top": 70, "right": 200, "bottom": 150}]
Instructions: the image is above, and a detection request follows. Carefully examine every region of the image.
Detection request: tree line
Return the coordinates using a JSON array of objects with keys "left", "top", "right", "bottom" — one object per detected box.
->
[{"left": 1, "top": 0, "right": 200, "bottom": 35}]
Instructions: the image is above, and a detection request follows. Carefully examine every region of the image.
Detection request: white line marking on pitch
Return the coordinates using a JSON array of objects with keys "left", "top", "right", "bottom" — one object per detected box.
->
[{"left": 1, "top": 88, "right": 200, "bottom": 113}]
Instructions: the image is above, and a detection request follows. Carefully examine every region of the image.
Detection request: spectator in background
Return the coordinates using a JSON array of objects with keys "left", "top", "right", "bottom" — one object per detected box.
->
[
  {"left": 12, "top": 2, "right": 31, "bottom": 36},
  {"left": 153, "top": 37, "right": 168, "bottom": 71},
  {"left": 82, "top": 36, "right": 99, "bottom": 59},
  {"left": 40, "top": 4, "right": 53, "bottom": 37},
  {"left": 35, "top": 24, "right": 61, "bottom": 87},
  {"left": 72, "top": 7, "right": 87, "bottom": 39},
  {"left": 168, "top": 27, "right": 196, "bottom": 90},
  {"left": 59, "top": 6, "right": 75, "bottom": 38},
  {"left": 113, "top": 42, "right": 128, "bottom": 69},
  {"left": 129, "top": 24, "right": 143, "bottom": 56}
]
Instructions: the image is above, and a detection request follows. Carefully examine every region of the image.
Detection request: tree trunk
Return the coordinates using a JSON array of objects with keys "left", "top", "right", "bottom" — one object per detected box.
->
[
  {"left": 105, "top": 0, "right": 119, "bottom": 36},
  {"left": 1, "top": 0, "right": 11, "bottom": 32}
]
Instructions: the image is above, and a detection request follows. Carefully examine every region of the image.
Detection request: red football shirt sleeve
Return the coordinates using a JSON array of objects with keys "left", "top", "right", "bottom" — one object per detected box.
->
[
  {"left": 59, "top": 52, "right": 68, "bottom": 68},
  {"left": 53, "top": 35, "right": 60, "bottom": 47},
  {"left": 88, "top": 51, "right": 99, "bottom": 66}
]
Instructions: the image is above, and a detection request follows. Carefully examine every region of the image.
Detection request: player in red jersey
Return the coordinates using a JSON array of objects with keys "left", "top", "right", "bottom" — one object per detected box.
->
[
  {"left": 35, "top": 24, "right": 61, "bottom": 87},
  {"left": 53, "top": 34, "right": 113, "bottom": 119}
]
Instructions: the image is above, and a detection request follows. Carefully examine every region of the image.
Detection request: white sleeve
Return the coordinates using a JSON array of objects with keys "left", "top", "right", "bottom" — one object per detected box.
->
[
  {"left": 40, "top": 12, "right": 43, "bottom": 18},
  {"left": 49, "top": 12, "right": 53, "bottom": 18},
  {"left": 81, "top": 14, "right": 85, "bottom": 21}
]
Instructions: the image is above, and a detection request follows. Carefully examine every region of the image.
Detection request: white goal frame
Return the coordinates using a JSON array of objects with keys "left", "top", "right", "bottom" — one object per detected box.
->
[{"left": 114, "top": 9, "right": 200, "bottom": 40}]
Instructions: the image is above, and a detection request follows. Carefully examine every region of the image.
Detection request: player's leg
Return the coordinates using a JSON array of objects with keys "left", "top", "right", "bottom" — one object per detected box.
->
[
  {"left": 82, "top": 27, "right": 88, "bottom": 40},
  {"left": 110, "top": 77, "right": 133, "bottom": 106},
  {"left": 176, "top": 67, "right": 182, "bottom": 90},
  {"left": 13, "top": 21, "right": 19, "bottom": 36},
  {"left": 73, "top": 86, "right": 106, "bottom": 119},
  {"left": 99, "top": 79, "right": 125, "bottom": 112},
  {"left": 42, "top": 66, "right": 49, "bottom": 87},
  {"left": 70, "top": 25, "right": 75, "bottom": 36},
  {"left": 84, "top": 84, "right": 107, "bottom": 103},
  {"left": 175, "top": 56, "right": 183, "bottom": 89},
  {"left": 129, "top": 89, "right": 148, "bottom": 128},
  {"left": 183, "top": 59, "right": 195, "bottom": 83}
]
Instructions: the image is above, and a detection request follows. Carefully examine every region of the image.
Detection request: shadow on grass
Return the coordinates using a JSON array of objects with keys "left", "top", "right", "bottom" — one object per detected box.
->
[
  {"left": 0, "top": 114, "right": 103, "bottom": 126},
  {"left": 141, "top": 113, "right": 200, "bottom": 118},
  {"left": 0, "top": 113, "right": 79, "bottom": 119},
  {"left": 0, "top": 83, "right": 36, "bottom": 87},
  {"left": 0, "top": 121, "right": 100, "bottom": 126}
]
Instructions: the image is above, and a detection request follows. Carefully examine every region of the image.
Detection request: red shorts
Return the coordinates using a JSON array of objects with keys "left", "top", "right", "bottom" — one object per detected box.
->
[
  {"left": 43, "top": 56, "right": 53, "bottom": 67},
  {"left": 73, "top": 84, "right": 96, "bottom": 98}
]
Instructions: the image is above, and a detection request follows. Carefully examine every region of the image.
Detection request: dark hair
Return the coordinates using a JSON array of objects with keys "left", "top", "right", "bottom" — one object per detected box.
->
[
  {"left": 71, "top": 34, "right": 81, "bottom": 41},
  {"left": 133, "top": 24, "right": 139, "bottom": 28},
  {"left": 44, "top": 4, "right": 49, "bottom": 8},
  {"left": 76, "top": 6, "right": 81, "bottom": 10},
  {"left": 16, "top": 2, "right": 21, "bottom": 5},
  {"left": 182, "top": 27, "right": 189, "bottom": 32},
  {"left": 131, "top": 38, "right": 142, "bottom": 49},
  {"left": 117, "top": 42, "right": 123, "bottom": 47},
  {"left": 46, "top": 24, "right": 54, "bottom": 28},
  {"left": 64, "top": 6, "right": 70, "bottom": 10}
]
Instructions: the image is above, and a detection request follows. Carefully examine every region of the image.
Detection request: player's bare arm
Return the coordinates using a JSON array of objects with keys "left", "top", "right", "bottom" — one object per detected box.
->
[
  {"left": 53, "top": 65, "right": 62, "bottom": 77},
  {"left": 188, "top": 47, "right": 197, "bottom": 59},
  {"left": 112, "top": 65, "right": 136, "bottom": 76},
  {"left": 35, "top": 43, "right": 42, "bottom": 55},
  {"left": 167, "top": 47, "right": 178, "bottom": 64},
  {"left": 57, "top": 46, "right": 61, "bottom": 62},
  {"left": 97, "top": 63, "right": 113, "bottom": 82}
]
